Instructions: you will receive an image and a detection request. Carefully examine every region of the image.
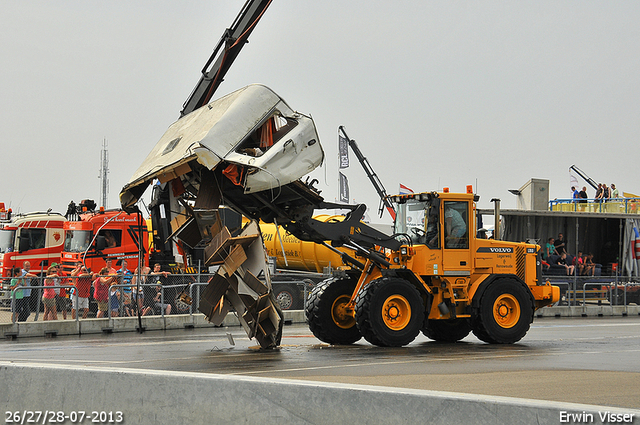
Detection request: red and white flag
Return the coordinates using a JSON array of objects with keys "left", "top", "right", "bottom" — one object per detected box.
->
[{"left": 399, "top": 184, "right": 414, "bottom": 195}]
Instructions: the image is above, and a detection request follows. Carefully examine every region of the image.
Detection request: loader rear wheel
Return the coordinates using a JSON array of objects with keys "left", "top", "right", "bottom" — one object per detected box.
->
[
  {"left": 423, "top": 319, "right": 471, "bottom": 342},
  {"left": 472, "top": 278, "right": 534, "bottom": 344},
  {"left": 306, "top": 277, "right": 361, "bottom": 345},
  {"left": 355, "top": 278, "right": 424, "bottom": 347}
]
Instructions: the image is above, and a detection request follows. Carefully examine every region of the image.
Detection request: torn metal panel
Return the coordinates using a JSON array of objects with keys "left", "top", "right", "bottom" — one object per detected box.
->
[
  {"left": 198, "top": 274, "right": 230, "bottom": 323},
  {"left": 219, "top": 244, "right": 248, "bottom": 277},
  {"left": 197, "top": 220, "right": 283, "bottom": 348}
]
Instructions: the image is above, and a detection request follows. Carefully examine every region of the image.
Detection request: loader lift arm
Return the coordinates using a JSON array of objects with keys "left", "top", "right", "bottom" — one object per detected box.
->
[
  {"left": 339, "top": 126, "right": 396, "bottom": 220},
  {"left": 215, "top": 173, "right": 401, "bottom": 267},
  {"left": 180, "top": 0, "right": 273, "bottom": 117}
]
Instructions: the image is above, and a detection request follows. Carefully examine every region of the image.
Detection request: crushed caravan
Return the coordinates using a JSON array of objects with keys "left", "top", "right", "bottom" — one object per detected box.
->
[
  {"left": 120, "top": 85, "right": 325, "bottom": 349},
  {"left": 120, "top": 84, "right": 324, "bottom": 210}
]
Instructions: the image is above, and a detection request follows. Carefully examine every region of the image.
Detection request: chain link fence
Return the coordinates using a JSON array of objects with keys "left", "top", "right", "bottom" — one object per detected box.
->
[
  {"left": 543, "top": 275, "right": 640, "bottom": 307},
  {"left": 0, "top": 273, "right": 315, "bottom": 325},
  {"left": 5, "top": 272, "right": 636, "bottom": 325}
]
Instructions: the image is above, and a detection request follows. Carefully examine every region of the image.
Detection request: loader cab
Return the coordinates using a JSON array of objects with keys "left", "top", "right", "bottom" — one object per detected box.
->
[
  {"left": 392, "top": 194, "right": 439, "bottom": 248},
  {"left": 391, "top": 191, "right": 474, "bottom": 276}
]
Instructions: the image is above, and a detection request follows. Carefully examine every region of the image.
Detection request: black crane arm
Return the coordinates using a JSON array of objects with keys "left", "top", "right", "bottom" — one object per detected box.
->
[
  {"left": 180, "top": 0, "right": 273, "bottom": 117},
  {"left": 570, "top": 165, "right": 599, "bottom": 191},
  {"left": 339, "top": 126, "right": 397, "bottom": 220}
]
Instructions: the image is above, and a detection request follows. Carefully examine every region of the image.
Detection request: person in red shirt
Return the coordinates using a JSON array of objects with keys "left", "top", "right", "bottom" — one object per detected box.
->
[
  {"left": 93, "top": 268, "right": 115, "bottom": 318},
  {"left": 71, "top": 262, "right": 92, "bottom": 319},
  {"left": 55, "top": 263, "right": 70, "bottom": 320},
  {"left": 43, "top": 265, "right": 59, "bottom": 321}
]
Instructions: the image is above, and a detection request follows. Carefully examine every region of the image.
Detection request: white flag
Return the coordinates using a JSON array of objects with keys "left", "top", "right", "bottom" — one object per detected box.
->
[
  {"left": 339, "top": 172, "right": 349, "bottom": 203},
  {"left": 338, "top": 134, "right": 349, "bottom": 169}
]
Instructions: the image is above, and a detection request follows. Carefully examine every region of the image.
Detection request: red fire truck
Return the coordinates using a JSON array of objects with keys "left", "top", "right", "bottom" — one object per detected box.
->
[
  {"left": 60, "top": 208, "right": 148, "bottom": 274},
  {"left": 0, "top": 211, "right": 67, "bottom": 278}
]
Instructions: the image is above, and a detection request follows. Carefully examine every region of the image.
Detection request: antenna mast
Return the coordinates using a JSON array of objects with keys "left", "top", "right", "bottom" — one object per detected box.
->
[{"left": 99, "top": 138, "right": 109, "bottom": 208}]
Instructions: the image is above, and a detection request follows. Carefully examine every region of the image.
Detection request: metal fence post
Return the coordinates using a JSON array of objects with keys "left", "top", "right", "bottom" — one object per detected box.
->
[
  {"left": 11, "top": 289, "right": 16, "bottom": 324},
  {"left": 34, "top": 276, "right": 42, "bottom": 322},
  {"left": 194, "top": 263, "right": 201, "bottom": 318},
  {"left": 161, "top": 285, "right": 165, "bottom": 319},
  {"left": 74, "top": 285, "right": 79, "bottom": 324}
]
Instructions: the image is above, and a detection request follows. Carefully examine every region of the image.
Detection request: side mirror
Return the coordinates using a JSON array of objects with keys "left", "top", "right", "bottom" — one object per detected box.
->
[
  {"left": 18, "top": 236, "right": 30, "bottom": 253},
  {"left": 95, "top": 235, "right": 106, "bottom": 252}
]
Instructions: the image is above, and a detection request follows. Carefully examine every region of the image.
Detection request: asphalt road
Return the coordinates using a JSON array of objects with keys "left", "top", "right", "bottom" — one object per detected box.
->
[{"left": 2, "top": 316, "right": 639, "bottom": 409}]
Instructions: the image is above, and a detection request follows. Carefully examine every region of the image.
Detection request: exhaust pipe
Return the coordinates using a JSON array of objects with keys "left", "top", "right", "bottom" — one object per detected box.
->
[{"left": 491, "top": 198, "right": 501, "bottom": 241}]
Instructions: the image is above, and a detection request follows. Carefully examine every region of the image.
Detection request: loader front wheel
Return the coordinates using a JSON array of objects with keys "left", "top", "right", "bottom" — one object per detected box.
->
[
  {"left": 472, "top": 278, "right": 534, "bottom": 344},
  {"left": 423, "top": 319, "right": 471, "bottom": 342},
  {"left": 306, "top": 277, "right": 361, "bottom": 345},
  {"left": 355, "top": 278, "right": 424, "bottom": 347}
]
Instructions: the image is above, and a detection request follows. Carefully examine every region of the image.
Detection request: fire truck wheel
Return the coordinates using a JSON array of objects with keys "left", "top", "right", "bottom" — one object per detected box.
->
[
  {"left": 472, "top": 278, "right": 534, "bottom": 344},
  {"left": 355, "top": 277, "right": 424, "bottom": 347},
  {"left": 306, "top": 277, "right": 361, "bottom": 345},
  {"left": 422, "top": 318, "right": 471, "bottom": 342}
]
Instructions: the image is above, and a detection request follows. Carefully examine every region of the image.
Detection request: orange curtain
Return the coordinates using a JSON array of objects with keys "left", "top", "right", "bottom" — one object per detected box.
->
[
  {"left": 259, "top": 118, "right": 274, "bottom": 149},
  {"left": 222, "top": 164, "right": 244, "bottom": 186}
]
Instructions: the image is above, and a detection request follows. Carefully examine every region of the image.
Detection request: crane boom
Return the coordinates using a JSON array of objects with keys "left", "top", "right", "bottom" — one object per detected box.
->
[
  {"left": 180, "top": 0, "right": 272, "bottom": 117},
  {"left": 338, "top": 126, "right": 396, "bottom": 220},
  {"left": 569, "top": 165, "right": 599, "bottom": 191}
]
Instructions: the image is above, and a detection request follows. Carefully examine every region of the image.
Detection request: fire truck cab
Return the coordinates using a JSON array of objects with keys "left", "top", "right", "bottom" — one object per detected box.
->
[
  {"left": 61, "top": 209, "right": 148, "bottom": 274},
  {"left": 0, "top": 212, "right": 66, "bottom": 279}
]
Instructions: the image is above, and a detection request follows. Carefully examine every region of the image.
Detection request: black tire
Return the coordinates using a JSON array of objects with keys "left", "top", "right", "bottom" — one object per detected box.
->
[
  {"left": 471, "top": 278, "right": 534, "bottom": 344},
  {"left": 305, "top": 277, "right": 361, "bottom": 345},
  {"left": 423, "top": 319, "right": 471, "bottom": 342},
  {"left": 607, "top": 291, "right": 622, "bottom": 306},
  {"left": 355, "top": 277, "right": 424, "bottom": 347}
]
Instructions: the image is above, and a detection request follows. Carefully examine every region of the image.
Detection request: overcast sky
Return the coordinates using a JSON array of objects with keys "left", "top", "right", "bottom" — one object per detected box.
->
[{"left": 2, "top": 1, "right": 639, "bottom": 224}]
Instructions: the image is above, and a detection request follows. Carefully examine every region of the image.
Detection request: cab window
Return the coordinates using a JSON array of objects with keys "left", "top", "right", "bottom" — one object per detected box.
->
[
  {"left": 99, "top": 229, "right": 122, "bottom": 248},
  {"left": 20, "top": 228, "right": 46, "bottom": 251},
  {"left": 444, "top": 202, "right": 468, "bottom": 249}
]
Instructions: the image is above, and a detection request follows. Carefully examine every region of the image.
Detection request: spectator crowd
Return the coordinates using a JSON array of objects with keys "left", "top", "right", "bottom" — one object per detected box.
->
[
  {"left": 5, "top": 258, "right": 192, "bottom": 323},
  {"left": 541, "top": 233, "right": 598, "bottom": 276},
  {"left": 571, "top": 183, "right": 619, "bottom": 204}
]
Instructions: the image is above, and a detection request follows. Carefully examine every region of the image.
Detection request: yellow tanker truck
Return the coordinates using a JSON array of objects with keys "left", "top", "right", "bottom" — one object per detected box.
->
[{"left": 258, "top": 215, "right": 352, "bottom": 310}]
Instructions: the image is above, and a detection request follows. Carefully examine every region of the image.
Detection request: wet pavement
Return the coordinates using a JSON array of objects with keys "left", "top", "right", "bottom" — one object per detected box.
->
[{"left": 2, "top": 316, "right": 639, "bottom": 409}]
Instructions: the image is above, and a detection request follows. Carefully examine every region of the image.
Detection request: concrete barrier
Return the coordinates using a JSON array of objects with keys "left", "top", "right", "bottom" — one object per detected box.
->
[
  {"left": 1, "top": 362, "right": 638, "bottom": 425},
  {"left": 1, "top": 306, "right": 637, "bottom": 339},
  {"left": 0, "top": 310, "right": 307, "bottom": 339},
  {"left": 535, "top": 305, "right": 640, "bottom": 317}
]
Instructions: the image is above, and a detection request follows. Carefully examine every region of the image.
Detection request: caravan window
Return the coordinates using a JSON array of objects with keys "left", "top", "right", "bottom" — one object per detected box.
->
[{"left": 236, "top": 113, "right": 298, "bottom": 156}]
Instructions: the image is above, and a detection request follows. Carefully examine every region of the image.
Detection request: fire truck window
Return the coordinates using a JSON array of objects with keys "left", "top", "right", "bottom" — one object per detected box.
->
[
  {"left": 0, "top": 229, "right": 15, "bottom": 253},
  {"left": 21, "top": 228, "right": 46, "bottom": 250},
  {"left": 64, "top": 230, "right": 92, "bottom": 252},
  {"left": 99, "top": 230, "right": 121, "bottom": 248},
  {"left": 444, "top": 202, "right": 468, "bottom": 249}
]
